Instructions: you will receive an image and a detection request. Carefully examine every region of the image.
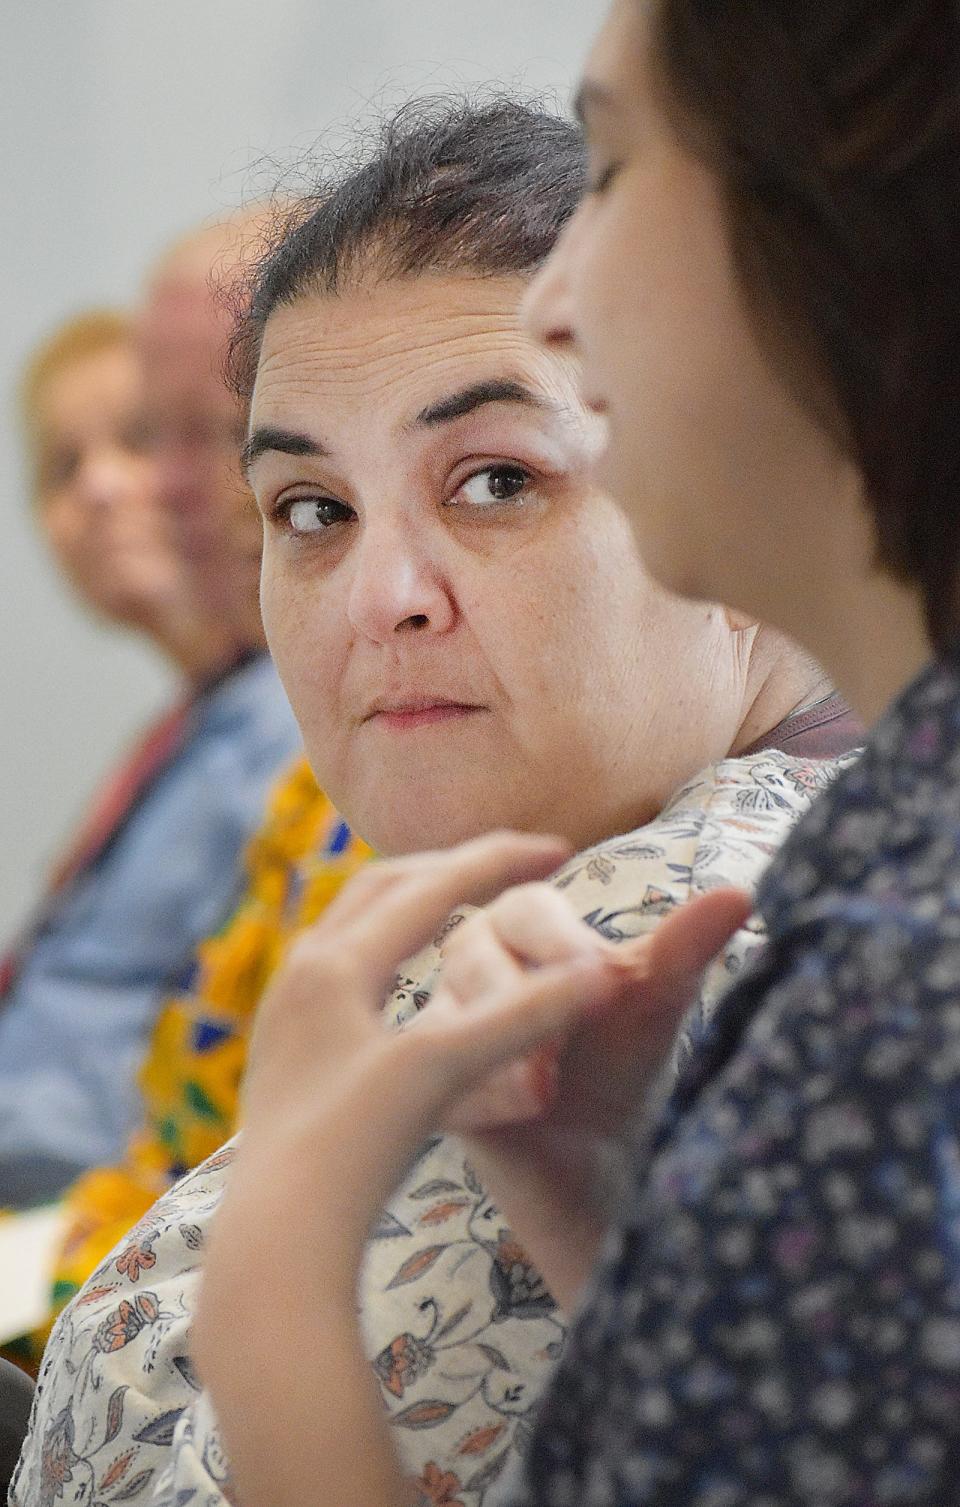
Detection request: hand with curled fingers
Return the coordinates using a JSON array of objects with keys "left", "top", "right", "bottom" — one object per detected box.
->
[
  {"left": 234, "top": 830, "right": 630, "bottom": 1224},
  {"left": 432, "top": 879, "right": 752, "bottom": 1309}
]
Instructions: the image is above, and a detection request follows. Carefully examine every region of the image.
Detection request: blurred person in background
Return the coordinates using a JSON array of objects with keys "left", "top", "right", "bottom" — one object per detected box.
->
[{"left": 0, "top": 230, "right": 300, "bottom": 1210}]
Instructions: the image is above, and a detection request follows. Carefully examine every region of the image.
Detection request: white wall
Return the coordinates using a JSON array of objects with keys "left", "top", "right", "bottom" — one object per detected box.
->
[{"left": 0, "top": 0, "right": 597, "bottom": 938}]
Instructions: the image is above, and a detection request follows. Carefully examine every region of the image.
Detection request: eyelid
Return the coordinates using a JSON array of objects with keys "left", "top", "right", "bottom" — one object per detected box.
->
[
  {"left": 450, "top": 460, "right": 537, "bottom": 511},
  {"left": 448, "top": 455, "right": 538, "bottom": 493},
  {"left": 267, "top": 481, "right": 345, "bottom": 515}
]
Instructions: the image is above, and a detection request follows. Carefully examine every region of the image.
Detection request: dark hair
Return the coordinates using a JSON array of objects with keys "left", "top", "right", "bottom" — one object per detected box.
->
[
  {"left": 229, "top": 98, "right": 586, "bottom": 402},
  {"left": 650, "top": 1, "right": 960, "bottom": 651}
]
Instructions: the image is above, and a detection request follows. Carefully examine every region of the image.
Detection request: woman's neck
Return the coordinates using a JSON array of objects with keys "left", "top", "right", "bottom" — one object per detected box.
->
[
  {"left": 730, "top": 631, "right": 833, "bottom": 756},
  {"left": 737, "top": 469, "right": 933, "bottom": 732},
  {"left": 792, "top": 567, "right": 931, "bottom": 729}
]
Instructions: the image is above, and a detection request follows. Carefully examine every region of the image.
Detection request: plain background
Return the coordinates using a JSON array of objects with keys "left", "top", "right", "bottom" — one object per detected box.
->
[{"left": 0, "top": 0, "right": 596, "bottom": 939}]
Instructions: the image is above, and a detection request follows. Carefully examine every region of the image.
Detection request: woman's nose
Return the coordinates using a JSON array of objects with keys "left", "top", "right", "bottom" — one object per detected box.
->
[
  {"left": 346, "top": 520, "right": 455, "bottom": 643},
  {"left": 75, "top": 447, "right": 137, "bottom": 510},
  {"left": 522, "top": 215, "right": 579, "bottom": 352}
]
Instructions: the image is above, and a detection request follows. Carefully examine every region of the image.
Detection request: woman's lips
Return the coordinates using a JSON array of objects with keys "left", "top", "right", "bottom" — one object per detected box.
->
[{"left": 366, "top": 700, "right": 484, "bottom": 731}]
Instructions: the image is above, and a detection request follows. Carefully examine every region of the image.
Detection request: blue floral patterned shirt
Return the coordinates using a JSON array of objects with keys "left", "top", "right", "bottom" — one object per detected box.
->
[{"left": 517, "top": 653, "right": 960, "bottom": 1506}]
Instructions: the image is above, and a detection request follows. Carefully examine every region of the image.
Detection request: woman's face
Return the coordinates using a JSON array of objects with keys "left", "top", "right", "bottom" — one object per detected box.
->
[
  {"left": 524, "top": 0, "right": 854, "bottom": 626},
  {"left": 34, "top": 343, "right": 178, "bottom": 628},
  {"left": 251, "top": 274, "right": 754, "bottom": 855}
]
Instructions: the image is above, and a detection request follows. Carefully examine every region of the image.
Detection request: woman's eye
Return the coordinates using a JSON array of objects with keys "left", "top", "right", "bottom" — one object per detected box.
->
[
  {"left": 457, "top": 464, "right": 532, "bottom": 509},
  {"left": 285, "top": 497, "right": 352, "bottom": 534}
]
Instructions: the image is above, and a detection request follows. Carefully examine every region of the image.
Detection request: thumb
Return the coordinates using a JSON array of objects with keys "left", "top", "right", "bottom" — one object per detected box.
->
[{"left": 627, "top": 887, "right": 753, "bottom": 1002}]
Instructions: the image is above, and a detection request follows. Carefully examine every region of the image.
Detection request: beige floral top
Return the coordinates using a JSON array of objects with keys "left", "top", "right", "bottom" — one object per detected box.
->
[{"left": 12, "top": 750, "right": 854, "bottom": 1507}]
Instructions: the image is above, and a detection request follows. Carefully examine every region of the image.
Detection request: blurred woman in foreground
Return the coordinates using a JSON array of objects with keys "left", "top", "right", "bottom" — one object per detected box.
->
[{"left": 194, "top": 5, "right": 960, "bottom": 1502}]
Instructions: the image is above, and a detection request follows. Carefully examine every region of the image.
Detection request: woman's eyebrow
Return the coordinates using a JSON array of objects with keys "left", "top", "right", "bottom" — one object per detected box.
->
[
  {"left": 414, "top": 379, "right": 559, "bottom": 429},
  {"left": 241, "top": 425, "right": 329, "bottom": 475}
]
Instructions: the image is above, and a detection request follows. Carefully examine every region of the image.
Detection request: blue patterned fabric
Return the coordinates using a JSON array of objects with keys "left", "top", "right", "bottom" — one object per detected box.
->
[
  {"left": 519, "top": 652, "right": 960, "bottom": 1506},
  {"left": 0, "top": 655, "right": 300, "bottom": 1208}
]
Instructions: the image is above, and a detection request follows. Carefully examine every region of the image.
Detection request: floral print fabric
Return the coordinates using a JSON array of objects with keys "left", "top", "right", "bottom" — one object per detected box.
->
[
  {"left": 514, "top": 654, "right": 960, "bottom": 1506},
  {"left": 11, "top": 750, "right": 849, "bottom": 1507}
]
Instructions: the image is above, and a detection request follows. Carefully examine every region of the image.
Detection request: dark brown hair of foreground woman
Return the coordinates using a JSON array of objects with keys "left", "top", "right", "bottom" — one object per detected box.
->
[{"left": 650, "top": 1, "right": 960, "bottom": 649}]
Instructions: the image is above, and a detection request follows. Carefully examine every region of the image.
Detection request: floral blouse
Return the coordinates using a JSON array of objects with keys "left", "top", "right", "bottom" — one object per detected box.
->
[
  {"left": 512, "top": 654, "right": 960, "bottom": 1506},
  {"left": 11, "top": 750, "right": 851, "bottom": 1507}
]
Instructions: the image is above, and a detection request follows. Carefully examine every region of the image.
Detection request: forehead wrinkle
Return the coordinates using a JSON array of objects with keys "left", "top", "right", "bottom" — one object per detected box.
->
[{"left": 253, "top": 324, "right": 557, "bottom": 429}]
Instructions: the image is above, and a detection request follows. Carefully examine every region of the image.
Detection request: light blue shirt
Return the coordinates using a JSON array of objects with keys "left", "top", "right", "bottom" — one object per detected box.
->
[{"left": 0, "top": 653, "right": 301, "bottom": 1207}]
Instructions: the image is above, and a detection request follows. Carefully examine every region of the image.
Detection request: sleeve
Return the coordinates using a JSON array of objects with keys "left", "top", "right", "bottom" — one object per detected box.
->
[
  {"left": 9, "top": 1151, "right": 236, "bottom": 1507},
  {"left": 513, "top": 924, "right": 960, "bottom": 1507}
]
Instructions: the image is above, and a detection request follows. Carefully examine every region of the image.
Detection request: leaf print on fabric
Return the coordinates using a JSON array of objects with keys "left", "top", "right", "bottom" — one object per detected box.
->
[
  {"left": 434, "top": 1302, "right": 472, "bottom": 1341},
  {"left": 409, "top": 1180, "right": 463, "bottom": 1200},
  {"left": 413, "top": 1461, "right": 465, "bottom": 1506},
  {"left": 102, "top": 1386, "right": 128, "bottom": 1446},
  {"left": 76, "top": 1284, "right": 120, "bottom": 1307},
  {"left": 112, "top": 1467, "right": 154, "bottom": 1500},
  {"left": 419, "top": 1200, "right": 471, "bottom": 1226},
  {"left": 178, "top": 1224, "right": 203, "bottom": 1251},
  {"left": 463, "top": 1447, "right": 511, "bottom": 1494},
  {"left": 200, "top": 1146, "right": 236, "bottom": 1173},
  {"left": 99, "top": 1450, "right": 137, "bottom": 1491},
  {"left": 457, "top": 1424, "right": 506, "bottom": 1456},
  {"left": 476, "top": 1343, "right": 512, "bottom": 1372},
  {"left": 387, "top": 1245, "right": 446, "bottom": 1290},
  {"left": 612, "top": 841, "right": 667, "bottom": 860},
  {"left": 172, "top": 1354, "right": 202, "bottom": 1391},
  {"left": 133, "top": 1409, "right": 185, "bottom": 1446},
  {"left": 370, "top": 1209, "right": 412, "bottom": 1240},
  {"left": 393, "top": 1400, "right": 457, "bottom": 1430},
  {"left": 115, "top": 1241, "right": 156, "bottom": 1281},
  {"left": 462, "top": 1162, "right": 483, "bottom": 1196}
]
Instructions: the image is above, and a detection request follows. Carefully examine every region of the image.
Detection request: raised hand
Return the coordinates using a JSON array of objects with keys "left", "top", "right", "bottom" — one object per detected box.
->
[
  {"left": 432, "top": 880, "right": 751, "bottom": 1309},
  {"left": 439, "top": 880, "right": 752, "bottom": 1135}
]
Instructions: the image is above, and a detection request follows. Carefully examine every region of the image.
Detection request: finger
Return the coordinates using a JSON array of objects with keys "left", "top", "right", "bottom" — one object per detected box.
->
[
  {"left": 346, "top": 832, "right": 572, "bottom": 993},
  {"left": 444, "top": 1054, "right": 554, "bottom": 1131},
  {"left": 441, "top": 915, "right": 526, "bottom": 1005},
  {"left": 306, "top": 836, "right": 562, "bottom": 936},
  {"left": 479, "top": 882, "right": 610, "bottom": 968},
  {"left": 407, "top": 954, "right": 622, "bottom": 1105},
  {"left": 618, "top": 887, "right": 753, "bottom": 997},
  {"left": 563, "top": 888, "right": 753, "bottom": 1088}
]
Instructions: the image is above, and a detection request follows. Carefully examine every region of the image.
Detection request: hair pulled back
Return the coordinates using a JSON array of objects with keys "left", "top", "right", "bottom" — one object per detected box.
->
[{"left": 229, "top": 98, "right": 586, "bottom": 403}]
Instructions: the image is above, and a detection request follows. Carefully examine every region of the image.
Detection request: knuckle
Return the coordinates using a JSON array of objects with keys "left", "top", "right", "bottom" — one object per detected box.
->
[{"left": 345, "top": 859, "right": 405, "bottom": 895}]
